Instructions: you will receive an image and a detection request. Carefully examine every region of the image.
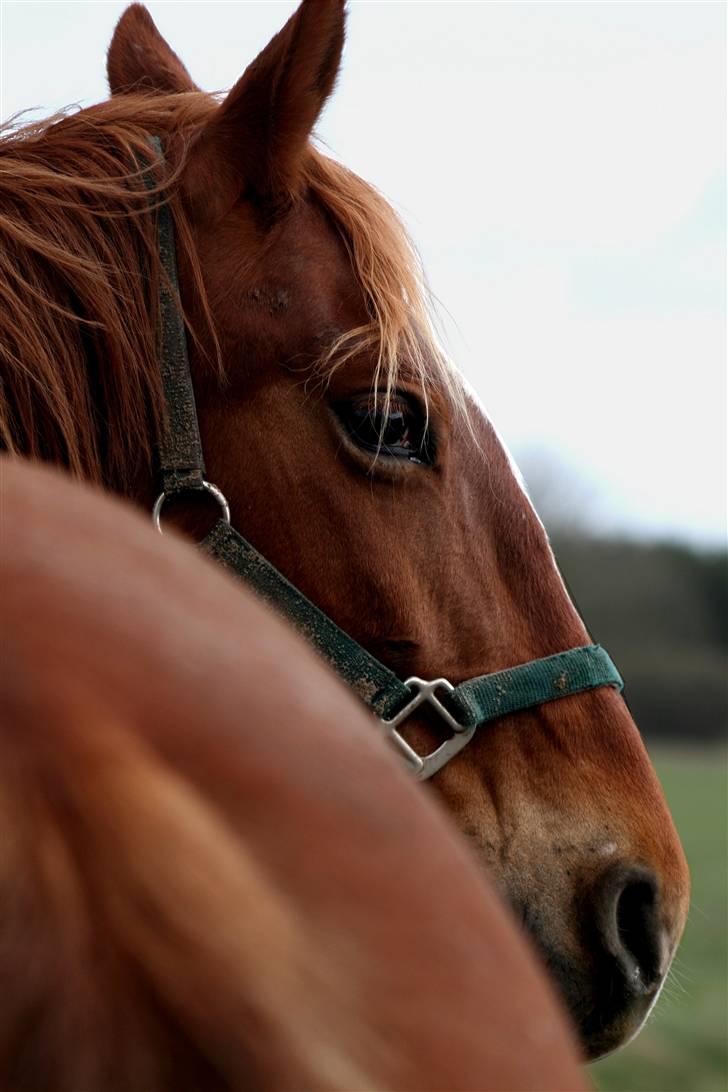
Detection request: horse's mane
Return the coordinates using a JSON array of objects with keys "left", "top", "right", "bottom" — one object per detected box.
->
[{"left": 0, "top": 91, "right": 453, "bottom": 491}]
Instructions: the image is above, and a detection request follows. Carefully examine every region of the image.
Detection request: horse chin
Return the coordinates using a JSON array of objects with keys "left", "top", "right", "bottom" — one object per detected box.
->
[
  {"left": 581, "top": 1001, "right": 658, "bottom": 1062},
  {"left": 579, "top": 997, "right": 658, "bottom": 1062}
]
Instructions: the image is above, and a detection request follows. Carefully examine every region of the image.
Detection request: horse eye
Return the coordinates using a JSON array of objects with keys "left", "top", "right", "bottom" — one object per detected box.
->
[{"left": 335, "top": 395, "right": 434, "bottom": 464}]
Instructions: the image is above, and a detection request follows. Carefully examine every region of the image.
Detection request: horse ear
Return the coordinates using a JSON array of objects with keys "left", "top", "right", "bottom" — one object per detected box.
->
[
  {"left": 184, "top": 0, "right": 346, "bottom": 215},
  {"left": 107, "top": 4, "right": 197, "bottom": 95}
]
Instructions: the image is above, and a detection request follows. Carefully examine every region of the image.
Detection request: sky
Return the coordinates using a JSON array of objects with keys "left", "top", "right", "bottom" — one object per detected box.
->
[{"left": 1, "top": 1, "right": 725, "bottom": 546}]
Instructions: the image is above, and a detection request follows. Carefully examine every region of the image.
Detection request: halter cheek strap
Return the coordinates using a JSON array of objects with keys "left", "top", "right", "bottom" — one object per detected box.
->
[
  {"left": 149, "top": 152, "right": 207, "bottom": 497},
  {"left": 145, "top": 137, "right": 623, "bottom": 780}
]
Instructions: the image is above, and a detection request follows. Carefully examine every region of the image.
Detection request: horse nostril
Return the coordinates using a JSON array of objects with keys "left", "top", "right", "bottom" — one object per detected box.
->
[{"left": 593, "top": 864, "right": 666, "bottom": 995}]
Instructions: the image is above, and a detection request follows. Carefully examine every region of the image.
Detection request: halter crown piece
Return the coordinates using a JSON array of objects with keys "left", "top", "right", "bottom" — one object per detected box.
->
[{"left": 145, "top": 139, "right": 623, "bottom": 780}]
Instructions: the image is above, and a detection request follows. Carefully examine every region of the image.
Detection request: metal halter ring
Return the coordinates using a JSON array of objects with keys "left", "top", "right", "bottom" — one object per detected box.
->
[
  {"left": 380, "top": 677, "right": 476, "bottom": 781},
  {"left": 152, "top": 480, "right": 231, "bottom": 534}
]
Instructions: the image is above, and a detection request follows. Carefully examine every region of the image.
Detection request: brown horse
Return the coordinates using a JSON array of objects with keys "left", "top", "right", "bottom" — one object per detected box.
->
[
  {"left": 0, "top": 455, "right": 585, "bottom": 1092},
  {"left": 0, "top": 0, "right": 688, "bottom": 1058}
]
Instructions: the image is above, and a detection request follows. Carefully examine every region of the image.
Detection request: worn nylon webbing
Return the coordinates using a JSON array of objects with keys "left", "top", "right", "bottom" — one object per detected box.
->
[
  {"left": 145, "top": 136, "right": 207, "bottom": 494},
  {"left": 202, "top": 520, "right": 412, "bottom": 719},
  {"left": 444, "top": 645, "right": 623, "bottom": 728},
  {"left": 202, "top": 520, "right": 624, "bottom": 726}
]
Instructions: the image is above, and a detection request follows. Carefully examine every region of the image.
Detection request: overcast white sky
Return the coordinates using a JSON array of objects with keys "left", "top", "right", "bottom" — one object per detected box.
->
[{"left": 1, "top": 1, "right": 725, "bottom": 546}]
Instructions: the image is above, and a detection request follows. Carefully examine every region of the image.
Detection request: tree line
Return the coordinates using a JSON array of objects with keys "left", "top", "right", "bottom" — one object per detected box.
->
[{"left": 551, "top": 534, "right": 726, "bottom": 742}]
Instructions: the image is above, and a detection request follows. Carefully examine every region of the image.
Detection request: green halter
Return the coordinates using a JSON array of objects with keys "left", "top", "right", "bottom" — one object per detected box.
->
[{"left": 146, "top": 138, "right": 623, "bottom": 779}]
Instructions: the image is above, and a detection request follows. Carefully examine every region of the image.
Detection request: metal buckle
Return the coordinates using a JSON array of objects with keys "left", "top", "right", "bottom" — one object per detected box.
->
[
  {"left": 380, "top": 677, "right": 476, "bottom": 781},
  {"left": 152, "top": 481, "right": 231, "bottom": 534}
]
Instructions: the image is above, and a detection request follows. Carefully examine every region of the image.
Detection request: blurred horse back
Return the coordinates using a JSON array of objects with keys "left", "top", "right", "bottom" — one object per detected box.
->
[{"left": 0, "top": 456, "right": 583, "bottom": 1091}]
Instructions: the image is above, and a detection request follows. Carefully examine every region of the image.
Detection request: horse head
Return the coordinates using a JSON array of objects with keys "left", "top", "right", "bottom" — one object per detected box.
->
[{"left": 0, "top": 0, "right": 689, "bottom": 1059}]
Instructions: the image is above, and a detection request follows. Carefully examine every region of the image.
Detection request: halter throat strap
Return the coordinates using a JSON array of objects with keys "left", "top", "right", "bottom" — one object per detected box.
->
[
  {"left": 145, "top": 138, "right": 624, "bottom": 780},
  {"left": 202, "top": 518, "right": 622, "bottom": 779}
]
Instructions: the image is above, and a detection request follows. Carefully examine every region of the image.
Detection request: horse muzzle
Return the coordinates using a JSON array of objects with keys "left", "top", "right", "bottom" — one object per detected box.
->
[{"left": 529, "top": 860, "right": 675, "bottom": 1061}]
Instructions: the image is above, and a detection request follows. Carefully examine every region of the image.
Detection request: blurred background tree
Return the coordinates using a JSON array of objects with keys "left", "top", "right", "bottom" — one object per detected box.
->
[{"left": 518, "top": 449, "right": 727, "bottom": 743}]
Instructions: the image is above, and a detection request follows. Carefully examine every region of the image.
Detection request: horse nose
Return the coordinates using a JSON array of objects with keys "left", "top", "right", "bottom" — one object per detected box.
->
[{"left": 592, "top": 863, "right": 668, "bottom": 996}]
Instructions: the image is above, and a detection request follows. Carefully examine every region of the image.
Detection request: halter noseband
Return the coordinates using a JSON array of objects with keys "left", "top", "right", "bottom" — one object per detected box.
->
[{"left": 145, "top": 138, "right": 623, "bottom": 780}]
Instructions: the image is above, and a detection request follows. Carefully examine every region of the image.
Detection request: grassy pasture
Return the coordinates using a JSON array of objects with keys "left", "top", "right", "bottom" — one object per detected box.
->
[{"left": 593, "top": 746, "right": 727, "bottom": 1092}]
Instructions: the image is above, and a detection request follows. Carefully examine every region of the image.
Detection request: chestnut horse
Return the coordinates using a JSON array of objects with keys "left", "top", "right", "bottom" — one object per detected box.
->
[
  {"left": 0, "top": 0, "right": 688, "bottom": 1058},
  {"left": 0, "top": 456, "right": 585, "bottom": 1091}
]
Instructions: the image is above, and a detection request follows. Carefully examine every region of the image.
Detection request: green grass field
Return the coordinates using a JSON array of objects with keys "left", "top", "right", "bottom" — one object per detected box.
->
[{"left": 593, "top": 746, "right": 727, "bottom": 1092}]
